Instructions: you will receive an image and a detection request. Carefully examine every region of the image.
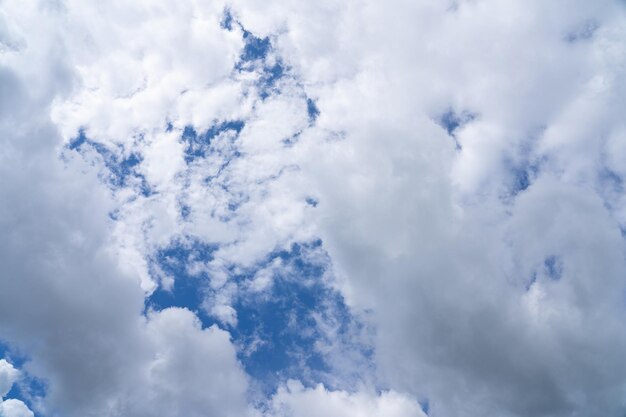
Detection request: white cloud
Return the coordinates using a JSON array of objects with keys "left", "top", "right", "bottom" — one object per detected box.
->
[
  {"left": 128, "top": 308, "right": 257, "bottom": 417},
  {"left": 268, "top": 381, "right": 426, "bottom": 417},
  {"left": 0, "top": 361, "right": 19, "bottom": 400},
  {"left": 0, "top": 399, "right": 34, "bottom": 417},
  {"left": 47, "top": 0, "right": 243, "bottom": 144}
]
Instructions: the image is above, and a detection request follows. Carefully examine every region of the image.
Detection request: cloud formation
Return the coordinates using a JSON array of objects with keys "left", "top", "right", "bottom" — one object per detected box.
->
[{"left": 1, "top": 0, "right": 626, "bottom": 416}]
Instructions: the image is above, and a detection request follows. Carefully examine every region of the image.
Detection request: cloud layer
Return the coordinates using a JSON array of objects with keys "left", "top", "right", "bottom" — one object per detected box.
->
[{"left": 1, "top": 0, "right": 626, "bottom": 416}]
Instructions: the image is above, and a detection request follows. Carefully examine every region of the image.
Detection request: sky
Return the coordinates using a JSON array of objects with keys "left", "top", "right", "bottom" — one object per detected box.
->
[{"left": 1, "top": 0, "right": 626, "bottom": 416}]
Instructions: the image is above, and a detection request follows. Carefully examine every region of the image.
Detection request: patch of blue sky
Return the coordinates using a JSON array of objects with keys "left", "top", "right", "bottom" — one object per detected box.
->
[
  {"left": 239, "top": 29, "right": 271, "bottom": 64},
  {"left": 305, "top": 197, "right": 318, "bottom": 207},
  {"left": 437, "top": 109, "right": 476, "bottom": 136},
  {"left": 0, "top": 340, "right": 25, "bottom": 369},
  {"left": 544, "top": 255, "right": 563, "bottom": 281},
  {"left": 596, "top": 156, "right": 624, "bottom": 212},
  {"left": 281, "top": 130, "right": 304, "bottom": 147},
  {"left": 220, "top": 8, "right": 234, "bottom": 31},
  {"left": 231, "top": 240, "right": 366, "bottom": 393},
  {"left": 565, "top": 20, "right": 599, "bottom": 43},
  {"left": 194, "top": 183, "right": 248, "bottom": 222},
  {"left": 232, "top": 284, "right": 331, "bottom": 392},
  {"left": 597, "top": 167, "right": 623, "bottom": 210},
  {"left": 67, "top": 128, "right": 88, "bottom": 151},
  {"left": 8, "top": 378, "right": 46, "bottom": 415},
  {"left": 223, "top": 187, "right": 249, "bottom": 214},
  {"left": 525, "top": 271, "right": 538, "bottom": 291},
  {"left": 231, "top": 23, "right": 290, "bottom": 100},
  {"left": 524, "top": 255, "right": 563, "bottom": 290},
  {"left": 258, "top": 60, "right": 287, "bottom": 99},
  {"left": 146, "top": 239, "right": 219, "bottom": 326},
  {"left": 510, "top": 165, "right": 532, "bottom": 195},
  {"left": 419, "top": 399, "right": 430, "bottom": 415},
  {"left": 68, "top": 129, "right": 153, "bottom": 196},
  {"left": 306, "top": 98, "right": 320, "bottom": 124},
  {"left": 181, "top": 120, "right": 244, "bottom": 164},
  {"left": 145, "top": 237, "right": 369, "bottom": 395},
  {"left": 599, "top": 168, "right": 623, "bottom": 193},
  {"left": 281, "top": 98, "right": 320, "bottom": 147},
  {"left": 178, "top": 202, "right": 191, "bottom": 220},
  {"left": 436, "top": 109, "right": 476, "bottom": 150},
  {"left": 504, "top": 142, "right": 543, "bottom": 198}
]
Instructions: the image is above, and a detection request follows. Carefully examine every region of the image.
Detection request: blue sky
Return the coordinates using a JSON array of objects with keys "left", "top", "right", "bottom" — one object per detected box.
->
[{"left": 1, "top": 1, "right": 626, "bottom": 417}]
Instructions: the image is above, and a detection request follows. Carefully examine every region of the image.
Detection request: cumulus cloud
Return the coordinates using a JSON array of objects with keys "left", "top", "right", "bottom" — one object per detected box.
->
[
  {"left": 0, "top": 361, "right": 19, "bottom": 400},
  {"left": 268, "top": 381, "right": 426, "bottom": 417},
  {"left": 0, "top": 399, "right": 34, "bottom": 417},
  {"left": 125, "top": 308, "right": 256, "bottom": 417},
  {"left": 2, "top": 0, "right": 626, "bottom": 416}
]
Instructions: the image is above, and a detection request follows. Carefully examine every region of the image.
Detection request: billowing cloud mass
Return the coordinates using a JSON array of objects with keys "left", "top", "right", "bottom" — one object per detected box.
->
[
  {"left": 1, "top": 0, "right": 626, "bottom": 416},
  {"left": 0, "top": 360, "right": 19, "bottom": 399}
]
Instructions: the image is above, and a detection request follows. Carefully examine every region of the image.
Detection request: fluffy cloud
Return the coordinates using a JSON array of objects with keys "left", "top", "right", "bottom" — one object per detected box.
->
[
  {"left": 0, "top": 400, "right": 34, "bottom": 417},
  {"left": 268, "top": 381, "right": 426, "bottom": 417},
  {"left": 0, "top": 361, "right": 19, "bottom": 400},
  {"left": 2, "top": 0, "right": 626, "bottom": 416},
  {"left": 124, "top": 308, "right": 256, "bottom": 417}
]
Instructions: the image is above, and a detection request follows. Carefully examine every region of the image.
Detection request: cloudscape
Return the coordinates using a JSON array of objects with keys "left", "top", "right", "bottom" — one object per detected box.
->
[{"left": 1, "top": 1, "right": 626, "bottom": 416}]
